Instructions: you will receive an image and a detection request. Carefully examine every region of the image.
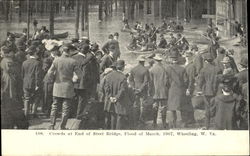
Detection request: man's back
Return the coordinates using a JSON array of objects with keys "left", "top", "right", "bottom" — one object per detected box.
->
[
  {"left": 22, "top": 58, "right": 42, "bottom": 90},
  {"left": 130, "top": 64, "right": 149, "bottom": 90},
  {"left": 198, "top": 63, "right": 221, "bottom": 96}
]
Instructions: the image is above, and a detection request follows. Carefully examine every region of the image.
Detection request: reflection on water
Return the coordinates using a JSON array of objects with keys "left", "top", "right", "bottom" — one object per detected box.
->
[{"left": 0, "top": 6, "right": 210, "bottom": 69}]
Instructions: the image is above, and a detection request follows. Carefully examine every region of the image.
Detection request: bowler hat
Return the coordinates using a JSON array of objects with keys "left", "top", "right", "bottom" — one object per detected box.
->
[
  {"left": 221, "top": 56, "right": 231, "bottom": 64},
  {"left": 62, "top": 43, "right": 77, "bottom": 51},
  {"left": 26, "top": 45, "right": 37, "bottom": 55},
  {"left": 114, "top": 32, "right": 119, "bottom": 36},
  {"left": 116, "top": 60, "right": 125, "bottom": 68},
  {"left": 136, "top": 55, "right": 146, "bottom": 61},
  {"left": 240, "top": 57, "right": 248, "bottom": 67}
]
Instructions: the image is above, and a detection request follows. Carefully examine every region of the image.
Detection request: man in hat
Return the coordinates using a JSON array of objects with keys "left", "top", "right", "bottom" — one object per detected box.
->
[
  {"left": 165, "top": 49, "right": 188, "bottom": 129},
  {"left": 149, "top": 54, "right": 169, "bottom": 128},
  {"left": 104, "top": 60, "right": 130, "bottom": 129},
  {"left": 129, "top": 55, "right": 150, "bottom": 127},
  {"left": 70, "top": 43, "right": 91, "bottom": 119},
  {"left": 158, "top": 34, "right": 167, "bottom": 49},
  {"left": 22, "top": 45, "right": 43, "bottom": 119},
  {"left": 128, "top": 32, "right": 138, "bottom": 50},
  {"left": 175, "top": 33, "right": 189, "bottom": 51},
  {"left": 182, "top": 51, "right": 196, "bottom": 127},
  {"left": 191, "top": 44, "right": 203, "bottom": 76},
  {"left": 47, "top": 43, "right": 82, "bottom": 130},
  {"left": 1, "top": 46, "right": 29, "bottom": 129},
  {"left": 235, "top": 56, "right": 248, "bottom": 94},
  {"left": 81, "top": 44, "right": 100, "bottom": 100},
  {"left": 102, "top": 34, "right": 120, "bottom": 61},
  {"left": 214, "top": 47, "right": 227, "bottom": 72},
  {"left": 168, "top": 33, "right": 177, "bottom": 47},
  {"left": 197, "top": 53, "right": 222, "bottom": 129},
  {"left": 100, "top": 44, "right": 115, "bottom": 73},
  {"left": 210, "top": 76, "right": 241, "bottom": 130},
  {"left": 1, "top": 33, "right": 18, "bottom": 54},
  {"left": 42, "top": 46, "right": 61, "bottom": 116}
]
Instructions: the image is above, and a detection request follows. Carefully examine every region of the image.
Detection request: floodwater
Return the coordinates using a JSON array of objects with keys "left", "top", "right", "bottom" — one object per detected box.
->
[{"left": 0, "top": 5, "right": 246, "bottom": 68}]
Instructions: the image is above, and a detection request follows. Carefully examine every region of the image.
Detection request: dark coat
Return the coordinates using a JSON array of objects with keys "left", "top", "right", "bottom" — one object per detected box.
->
[
  {"left": 129, "top": 64, "right": 150, "bottom": 96},
  {"left": 210, "top": 94, "right": 239, "bottom": 130},
  {"left": 100, "top": 54, "right": 114, "bottom": 73},
  {"left": 48, "top": 53, "right": 82, "bottom": 98},
  {"left": 102, "top": 39, "right": 120, "bottom": 60},
  {"left": 22, "top": 57, "right": 43, "bottom": 90},
  {"left": 166, "top": 64, "right": 188, "bottom": 110},
  {"left": 104, "top": 70, "right": 129, "bottom": 115},
  {"left": 235, "top": 69, "right": 248, "bottom": 91},
  {"left": 185, "top": 61, "right": 196, "bottom": 95},
  {"left": 43, "top": 55, "right": 54, "bottom": 83},
  {"left": 197, "top": 63, "right": 222, "bottom": 96},
  {"left": 1, "top": 57, "right": 23, "bottom": 110},
  {"left": 82, "top": 52, "right": 100, "bottom": 95},
  {"left": 158, "top": 38, "right": 167, "bottom": 48},
  {"left": 71, "top": 52, "right": 88, "bottom": 90},
  {"left": 193, "top": 53, "right": 203, "bottom": 76},
  {"left": 149, "top": 62, "right": 169, "bottom": 99}
]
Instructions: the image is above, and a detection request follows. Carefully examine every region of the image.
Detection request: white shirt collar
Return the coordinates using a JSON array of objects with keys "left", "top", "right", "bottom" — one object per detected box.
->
[{"left": 30, "top": 56, "right": 36, "bottom": 59}]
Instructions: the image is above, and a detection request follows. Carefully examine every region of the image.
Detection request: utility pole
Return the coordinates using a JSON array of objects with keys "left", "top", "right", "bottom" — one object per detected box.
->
[
  {"left": 75, "top": 0, "right": 80, "bottom": 38},
  {"left": 49, "top": 0, "right": 55, "bottom": 37},
  {"left": 98, "top": 0, "right": 103, "bottom": 22},
  {"left": 27, "top": 0, "right": 30, "bottom": 40}
]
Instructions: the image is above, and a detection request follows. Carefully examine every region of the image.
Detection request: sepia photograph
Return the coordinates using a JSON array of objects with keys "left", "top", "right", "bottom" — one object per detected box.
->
[{"left": 0, "top": 0, "right": 249, "bottom": 155}]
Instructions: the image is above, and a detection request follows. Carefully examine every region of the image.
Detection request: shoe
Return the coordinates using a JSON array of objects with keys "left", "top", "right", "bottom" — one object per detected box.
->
[{"left": 163, "top": 123, "right": 169, "bottom": 130}]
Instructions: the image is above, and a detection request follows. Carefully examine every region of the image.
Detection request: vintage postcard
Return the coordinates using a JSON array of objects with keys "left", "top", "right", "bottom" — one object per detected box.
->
[{"left": 1, "top": 0, "right": 249, "bottom": 155}]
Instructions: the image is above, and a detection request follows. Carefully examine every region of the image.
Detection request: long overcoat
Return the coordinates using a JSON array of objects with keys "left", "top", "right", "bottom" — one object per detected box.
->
[
  {"left": 48, "top": 53, "right": 82, "bottom": 99},
  {"left": 149, "top": 62, "right": 169, "bottom": 99},
  {"left": 166, "top": 64, "right": 188, "bottom": 110},
  {"left": 104, "top": 70, "right": 129, "bottom": 115},
  {"left": 210, "top": 94, "right": 239, "bottom": 130}
]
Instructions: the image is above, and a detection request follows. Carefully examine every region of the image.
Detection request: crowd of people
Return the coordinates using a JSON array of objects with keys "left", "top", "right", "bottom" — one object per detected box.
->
[{"left": 0, "top": 20, "right": 248, "bottom": 130}]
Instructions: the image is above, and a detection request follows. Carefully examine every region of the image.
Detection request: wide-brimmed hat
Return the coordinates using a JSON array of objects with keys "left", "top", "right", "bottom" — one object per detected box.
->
[
  {"left": 221, "top": 56, "right": 231, "bottom": 64},
  {"left": 239, "top": 57, "right": 248, "bottom": 67},
  {"left": 116, "top": 60, "right": 126, "bottom": 68},
  {"left": 136, "top": 55, "right": 146, "bottom": 61},
  {"left": 153, "top": 54, "right": 163, "bottom": 61}
]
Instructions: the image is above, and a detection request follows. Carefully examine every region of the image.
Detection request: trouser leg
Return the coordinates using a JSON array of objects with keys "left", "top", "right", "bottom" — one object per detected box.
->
[
  {"left": 204, "top": 96, "right": 212, "bottom": 129},
  {"left": 76, "top": 89, "right": 87, "bottom": 119},
  {"left": 23, "top": 89, "right": 31, "bottom": 118},
  {"left": 50, "top": 97, "right": 61, "bottom": 128},
  {"left": 159, "top": 100, "right": 168, "bottom": 128},
  {"left": 104, "top": 112, "right": 111, "bottom": 129},
  {"left": 110, "top": 113, "right": 117, "bottom": 130},
  {"left": 152, "top": 100, "right": 159, "bottom": 125},
  {"left": 139, "top": 96, "right": 146, "bottom": 123},
  {"left": 116, "top": 115, "right": 123, "bottom": 130},
  {"left": 60, "top": 98, "right": 71, "bottom": 129},
  {"left": 169, "top": 110, "right": 177, "bottom": 128}
]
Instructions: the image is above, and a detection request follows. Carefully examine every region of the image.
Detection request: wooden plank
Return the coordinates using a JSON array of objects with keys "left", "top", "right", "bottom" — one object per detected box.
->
[{"left": 202, "top": 14, "right": 216, "bottom": 19}]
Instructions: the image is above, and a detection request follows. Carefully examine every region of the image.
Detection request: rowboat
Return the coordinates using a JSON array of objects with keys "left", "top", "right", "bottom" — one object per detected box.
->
[
  {"left": 126, "top": 47, "right": 167, "bottom": 55},
  {"left": 52, "top": 32, "right": 69, "bottom": 39},
  {"left": 9, "top": 31, "right": 69, "bottom": 39}
]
